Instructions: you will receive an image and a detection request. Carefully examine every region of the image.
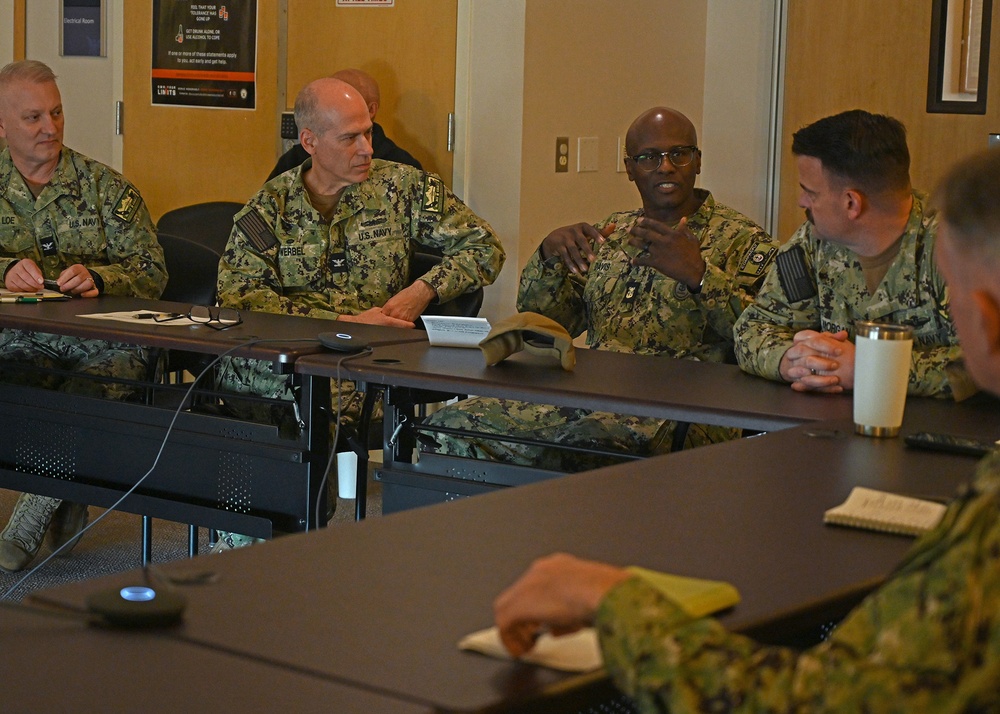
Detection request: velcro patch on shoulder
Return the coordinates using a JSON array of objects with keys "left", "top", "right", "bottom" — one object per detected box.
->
[
  {"left": 236, "top": 210, "right": 279, "bottom": 253},
  {"left": 737, "top": 241, "right": 777, "bottom": 277},
  {"left": 112, "top": 186, "right": 142, "bottom": 223},
  {"left": 421, "top": 175, "right": 445, "bottom": 214},
  {"left": 775, "top": 245, "right": 817, "bottom": 302}
]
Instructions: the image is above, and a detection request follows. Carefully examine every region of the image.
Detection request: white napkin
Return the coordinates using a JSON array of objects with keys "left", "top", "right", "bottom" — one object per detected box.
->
[{"left": 458, "top": 626, "right": 602, "bottom": 672}]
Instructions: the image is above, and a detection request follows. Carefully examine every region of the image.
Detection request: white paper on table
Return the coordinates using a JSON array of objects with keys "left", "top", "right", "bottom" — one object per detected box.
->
[
  {"left": 422, "top": 315, "right": 491, "bottom": 348},
  {"left": 78, "top": 310, "right": 201, "bottom": 325},
  {"left": 458, "top": 626, "right": 602, "bottom": 672}
]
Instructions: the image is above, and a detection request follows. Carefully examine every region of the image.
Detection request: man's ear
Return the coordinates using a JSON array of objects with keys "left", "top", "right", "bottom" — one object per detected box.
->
[
  {"left": 300, "top": 128, "right": 317, "bottom": 155},
  {"left": 972, "top": 289, "right": 1000, "bottom": 356},
  {"left": 844, "top": 188, "right": 865, "bottom": 220}
]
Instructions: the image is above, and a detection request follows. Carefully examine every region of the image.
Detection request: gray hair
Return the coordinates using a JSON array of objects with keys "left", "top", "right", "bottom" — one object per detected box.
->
[
  {"left": 935, "top": 149, "right": 1000, "bottom": 267},
  {"left": 293, "top": 82, "right": 327, "bottom": 136},
  {"left": 0, "top": 60, "right": 57, "bottom": 93}
]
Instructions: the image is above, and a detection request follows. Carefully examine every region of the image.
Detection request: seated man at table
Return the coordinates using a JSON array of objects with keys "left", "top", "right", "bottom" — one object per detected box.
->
[
  {"left": 422, "top": 107, "right": 778, "bottom": 471},
  {"left": 0, "top": 60, "right": 167, "bottom": 571},
  {"left": 735, "top": 110, "right": 972, "bottom": 400},
  {"left": 493, "top": 147, "right": 1000, "bottom": 712},
  {"left": 214, "top": 76, "right": 504, "bottom": 548},
  {"left": 266, "top": 67, "right": 421, "bottom": 182}
]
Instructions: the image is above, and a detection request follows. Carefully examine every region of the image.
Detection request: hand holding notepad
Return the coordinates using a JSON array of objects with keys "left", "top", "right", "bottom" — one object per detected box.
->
[{"left": 459, "top": 570, "right": 740, "bottom": 672}]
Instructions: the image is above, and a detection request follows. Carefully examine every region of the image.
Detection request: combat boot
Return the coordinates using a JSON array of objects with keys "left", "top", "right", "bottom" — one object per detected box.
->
[
  {"left": 0, "top": 494, "right": 60, "bottom": 572},
  {"left": 46, "top": 501, "right": 89, "bottom": 554}
]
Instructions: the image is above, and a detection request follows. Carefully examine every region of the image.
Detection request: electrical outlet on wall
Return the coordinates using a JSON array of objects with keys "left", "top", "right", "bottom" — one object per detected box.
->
[
  {"left": 555, "top": 137, "right": 569, "bottom": 173},
  {"left": 616, "top": 136, "right": 626, "bottom": 173}
]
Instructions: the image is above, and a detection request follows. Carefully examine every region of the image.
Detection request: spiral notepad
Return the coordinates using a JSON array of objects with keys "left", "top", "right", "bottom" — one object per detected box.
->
[{"left": 824, "top": 487, "right": 947, "bottom": 536}]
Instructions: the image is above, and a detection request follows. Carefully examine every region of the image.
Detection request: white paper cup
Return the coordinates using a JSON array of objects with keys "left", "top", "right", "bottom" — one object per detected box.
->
[
  {"left": 336, "top": 451, "right": 359, "bottom": 499},
  {"left": 853, "top": 321, "right": 913, "bottom": 437}
]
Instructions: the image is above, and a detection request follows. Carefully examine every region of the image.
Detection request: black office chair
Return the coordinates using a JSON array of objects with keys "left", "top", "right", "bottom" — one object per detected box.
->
[
  {"left": 156, "top": 201, "right": 243, "bottom": 255},
  {"left": 157, "top": 231, "right": 222, "bottom": 306},
  {"left": 411, "top": 250, "right": 484, "bottom": 321}
]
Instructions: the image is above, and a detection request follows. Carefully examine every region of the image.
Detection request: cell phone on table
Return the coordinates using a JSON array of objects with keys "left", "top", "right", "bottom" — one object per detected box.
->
[{"left": 904, "top": 431, "right": 998, "bottom": 457}]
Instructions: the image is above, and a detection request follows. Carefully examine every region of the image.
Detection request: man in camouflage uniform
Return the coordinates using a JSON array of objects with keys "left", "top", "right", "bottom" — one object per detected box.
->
[
  {"left": 214, "top": 76, "right": 503, "bottom": 548},
  {"left": 0, "top": 60, "right": 167, "bottom": 571},
  {"left": 423, "top": 107, "right": 777, "bottom": 471},
  {"left": 491, "top": 148, "right": 1000, "bottom": 713},
  {"left": 735, "top": 110, "right": 970, "bottom": 399}
]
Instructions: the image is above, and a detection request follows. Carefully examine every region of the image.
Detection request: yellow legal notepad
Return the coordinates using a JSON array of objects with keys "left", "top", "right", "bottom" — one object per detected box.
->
[
  {"left": 824, "top": 486, "right": 947, "bottom": 537},
  {"left": 626, "top": 567, "right": 741, "bottom": 617}
]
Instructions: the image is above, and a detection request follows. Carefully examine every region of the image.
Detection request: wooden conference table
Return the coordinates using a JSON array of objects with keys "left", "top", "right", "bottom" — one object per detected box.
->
[
  {"left": 295, "top": 340, "right": 856, "bottom": 515},
  {"left": 33, "top": 392, "right": 1000, "bottom": 713},
  {"left": 0, "top": 295, "right": 420, "bottom": 540}
]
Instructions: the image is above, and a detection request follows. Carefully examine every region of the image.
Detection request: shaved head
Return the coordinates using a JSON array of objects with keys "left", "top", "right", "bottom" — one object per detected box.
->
[
  {"left": 625, "top": 107, "right": 697, "bottom": 155},
  {"left": 294, "top": 77, "right": 368, "bottom": 136}
]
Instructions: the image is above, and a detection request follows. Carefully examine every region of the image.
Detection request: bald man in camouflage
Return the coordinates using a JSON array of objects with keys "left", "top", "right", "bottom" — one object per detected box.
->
[
  {"left": 423, "top": 107, "right": 778, "bottom": 472},
  {"left": 214, "top": 76, "right": 503, "bottom": 548}
]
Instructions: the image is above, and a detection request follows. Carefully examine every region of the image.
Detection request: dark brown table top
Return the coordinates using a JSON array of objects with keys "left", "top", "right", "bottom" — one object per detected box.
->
[
  {"left": 296, "top": 341, "right": 854, "bottom": 430},
  {"left": 34, "top": 393, "right": 1000, "bottom": 713},
  {"left": 0, "top": 604, "right": 429, "bottom": 713},
  {"left": 0, "top": 295, "right": 424, "bottom": 364}
]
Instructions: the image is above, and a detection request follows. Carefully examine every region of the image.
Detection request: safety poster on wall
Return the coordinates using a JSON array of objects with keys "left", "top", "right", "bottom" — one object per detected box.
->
[{"left": 151, "top": 1, "right": 257, "bottom": 109}]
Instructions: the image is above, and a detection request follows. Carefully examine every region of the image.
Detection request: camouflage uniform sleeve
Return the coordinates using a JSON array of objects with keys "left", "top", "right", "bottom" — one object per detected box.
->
[
  {"left": 409, "top": 174, "right": 505, "bottom": 304},
  {"left": 692, "top": 211, "right": 778, "bottom": 348},
  {"left": 88, "top": 171, "right": 166, "bottom": 299},
  {"left": 907, "top": 256, "right": 970, "bottom": 399},
  {"left": 734, "top": 225, "right": 818, "bottom": 382},
  {"left": 597, "top": 454, "right": 1000, "bottom": 711},
  {"left": 217, "top": 200, "right": 340, "bottom": 320},
  {"left": 514, "top": 217, "right": 611, "bottom": 337}
]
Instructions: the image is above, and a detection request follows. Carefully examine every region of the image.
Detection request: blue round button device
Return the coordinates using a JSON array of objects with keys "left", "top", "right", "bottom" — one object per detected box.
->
[{"left": 120, "top": 586, "right": 157, "bottom": 602}]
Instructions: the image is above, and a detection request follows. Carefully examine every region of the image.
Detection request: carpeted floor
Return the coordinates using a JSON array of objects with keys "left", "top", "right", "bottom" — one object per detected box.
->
[{"left": 0, "top": 469, "right": 382, "bottom": 602}]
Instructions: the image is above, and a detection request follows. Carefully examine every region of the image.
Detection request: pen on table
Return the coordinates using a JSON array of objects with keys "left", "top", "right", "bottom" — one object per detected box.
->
[
  {"left": 133, "top": 312, "right": 181, "bottom": 320},
  {"left": 0, "top": 294, "right": 45, "bottom": 303}
]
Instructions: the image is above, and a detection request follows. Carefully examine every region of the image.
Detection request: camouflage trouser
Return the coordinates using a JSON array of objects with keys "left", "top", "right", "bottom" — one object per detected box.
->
[
  {"left": 0, "top": 329, "right": 150, "bottom": 400},
  {"left": 214, "top": 356, "right": 378, "bottom": 439},
  {"left": 422, "top": 397, "right": 738, "bottom": 473}
]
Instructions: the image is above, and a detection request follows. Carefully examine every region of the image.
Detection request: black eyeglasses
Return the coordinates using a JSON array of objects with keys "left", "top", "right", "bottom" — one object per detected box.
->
[
  {"left": 624, "top": 145, "right": 700, "bottom": 172},
  {"left": 153, "top": 306, "right": 242, "bottom": 330}
]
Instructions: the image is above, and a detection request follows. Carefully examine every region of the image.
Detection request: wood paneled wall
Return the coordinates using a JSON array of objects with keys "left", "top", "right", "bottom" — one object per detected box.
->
[
  {"left": 779, "top": 0, "right": 1000, "bottom": 241},
  {"left": 122, "top": 2, "right": 282, "bottom": 219},
  {"left": 122, "top": 1, "right": 456, "bottom": 220}
]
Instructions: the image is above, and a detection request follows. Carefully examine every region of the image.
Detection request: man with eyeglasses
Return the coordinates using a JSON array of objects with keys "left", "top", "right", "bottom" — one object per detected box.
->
[
  {"left": 735, "top": 110, "right": 971, "bottom": 400},
  {"left": 423, "top": 107, "right": 778, "bottom": 471},
  {"left": 0, "top": 60, "right": 167, "bottom": 571},
  {"left": 492, "top": 148, "right": 1000, "bottom": 713}
]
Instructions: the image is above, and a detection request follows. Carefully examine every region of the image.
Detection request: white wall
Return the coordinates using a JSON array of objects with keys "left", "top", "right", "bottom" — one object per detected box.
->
[
  {"left": 453, "top": 0, "right": 526, "bottom": 321},
  {"left": 457, "top": 0, "right": 778, "bottom": 321},
  {"left": 702, "top": 0, "right": 779, "bottom": 228}
]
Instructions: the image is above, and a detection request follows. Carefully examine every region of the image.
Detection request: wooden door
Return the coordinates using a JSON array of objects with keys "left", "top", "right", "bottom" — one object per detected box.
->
[{"left": 285, "top": 0, "right": 457, "bottom": 185}]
